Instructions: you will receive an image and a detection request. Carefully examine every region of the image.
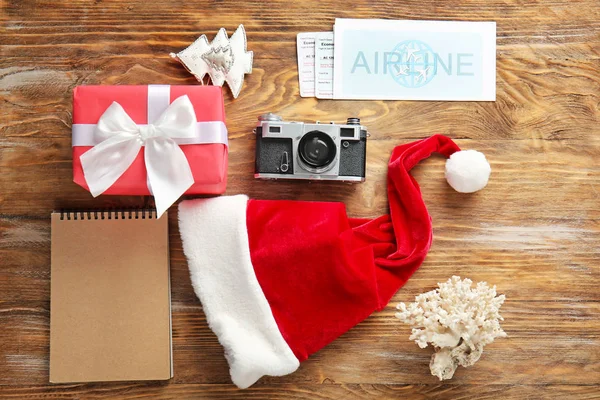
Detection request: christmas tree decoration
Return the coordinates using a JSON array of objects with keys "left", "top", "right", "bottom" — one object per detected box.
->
[
  {"left": 170, "top": 25, "right": 253, "bottom": 99},
  {"left": 396, "top": 276, "right": 507, "bottom": 380},
  {"left": 177, "top": 135, "right": 492, "bottom": 388},
  {"left": 202, "top": 45, "right": 235, "bottom": 74}
]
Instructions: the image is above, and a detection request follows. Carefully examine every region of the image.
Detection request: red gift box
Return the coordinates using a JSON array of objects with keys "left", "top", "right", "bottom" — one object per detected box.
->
[{"left": 72, "top": 85, "right": 228, "bottom": 197}]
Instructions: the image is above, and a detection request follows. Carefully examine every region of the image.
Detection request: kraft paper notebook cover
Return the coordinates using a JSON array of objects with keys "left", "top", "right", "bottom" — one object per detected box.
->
[{"left": 50, "top": 210, "right": 172, "bottom": 383}]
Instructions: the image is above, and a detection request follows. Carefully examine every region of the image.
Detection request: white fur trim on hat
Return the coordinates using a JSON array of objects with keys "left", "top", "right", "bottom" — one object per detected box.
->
[
  {"left": 178, "top": 195, "right": 299, "bottom": 389},
  {"left": 445, "top": 150, "right": 491, "bottom": 193}
]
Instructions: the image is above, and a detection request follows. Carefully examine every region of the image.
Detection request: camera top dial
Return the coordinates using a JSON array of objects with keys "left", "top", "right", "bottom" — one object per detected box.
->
[{"left": 258, "top": 113, "right": 283, "bottom": 122}]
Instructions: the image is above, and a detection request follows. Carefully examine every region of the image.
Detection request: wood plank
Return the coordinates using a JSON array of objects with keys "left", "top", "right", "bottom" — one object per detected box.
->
[
  {"left": 4, "top": 237, "right": 600, "bottom": 303},
  {"left": 2, "top": 204, "right": 599, "bottom": 302},
  {"left": 1, "top": 383, "right": 600, "bottom": 400},
  {"left": 1, "top": 137, "right": 600, "bottom": 216},
  {"left": 1, "top": 45, "right": 599, "bottom": 141},
  {"left": 1, "top": 0, "right": 599, "bottom": 40},
  {"left": 1, "top": 298, "right": 598, "bottom": 385}
]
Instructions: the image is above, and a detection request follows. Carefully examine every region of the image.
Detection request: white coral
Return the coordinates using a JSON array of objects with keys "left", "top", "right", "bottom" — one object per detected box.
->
[{"left": 395, "top": 276, "right": 506, "bottom": 380}]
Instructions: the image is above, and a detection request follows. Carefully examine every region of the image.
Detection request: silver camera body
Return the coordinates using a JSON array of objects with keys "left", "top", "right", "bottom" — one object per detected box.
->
[{"left": 254, "top": 113, "right": 367, "bottom": 182}]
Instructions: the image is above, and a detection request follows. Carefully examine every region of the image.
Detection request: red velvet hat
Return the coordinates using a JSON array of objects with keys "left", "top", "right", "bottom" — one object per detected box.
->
[{"left": 178, "top": 134, "right": 491, "bottom": 388}]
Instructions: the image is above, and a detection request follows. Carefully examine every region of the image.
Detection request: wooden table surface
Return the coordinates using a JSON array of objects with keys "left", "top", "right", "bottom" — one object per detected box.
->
[{"left": 1, "top": 0, "right": 599, "bottom": 399}]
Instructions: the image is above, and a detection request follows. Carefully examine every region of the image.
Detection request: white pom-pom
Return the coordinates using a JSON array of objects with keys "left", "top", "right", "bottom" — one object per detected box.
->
[{"left": 445, "top": 150, "right": 491, "bottom": 193}]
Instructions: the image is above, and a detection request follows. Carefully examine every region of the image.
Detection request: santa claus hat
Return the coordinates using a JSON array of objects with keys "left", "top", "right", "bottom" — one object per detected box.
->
[{"left": 178, "top": 134, "right": 491, "bottom": 388}]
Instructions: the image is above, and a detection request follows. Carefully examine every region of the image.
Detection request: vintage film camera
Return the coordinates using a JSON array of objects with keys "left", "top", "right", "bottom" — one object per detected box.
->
[{"left": 254, "top": 113, "right": 368, "bottom": 181}]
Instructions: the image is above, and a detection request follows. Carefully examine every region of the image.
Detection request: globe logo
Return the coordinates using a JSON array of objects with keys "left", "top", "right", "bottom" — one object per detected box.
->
[{"left": 390, "top": 40, "right": 437, "bottom": 88}]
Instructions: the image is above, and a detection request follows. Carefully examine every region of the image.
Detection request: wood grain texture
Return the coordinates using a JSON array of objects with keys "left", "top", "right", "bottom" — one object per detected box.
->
[{"left": 1, "top": 0, "right": 599, "bottom": 398}]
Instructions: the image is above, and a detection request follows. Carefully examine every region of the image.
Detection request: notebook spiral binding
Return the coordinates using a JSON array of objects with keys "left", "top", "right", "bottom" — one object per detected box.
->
[{"left": 59, "top": 209, "right": 158, "bottom": 221}]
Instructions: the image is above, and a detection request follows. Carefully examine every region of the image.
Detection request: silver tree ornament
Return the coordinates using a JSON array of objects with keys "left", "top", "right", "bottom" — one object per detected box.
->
[{"left": 171, "top": 25, "right": 253, "bottom": 99}]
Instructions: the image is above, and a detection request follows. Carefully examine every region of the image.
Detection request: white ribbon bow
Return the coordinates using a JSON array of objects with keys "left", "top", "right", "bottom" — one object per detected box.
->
[{"left": 80, "top": 95, "right": 197, "bottom": 218}]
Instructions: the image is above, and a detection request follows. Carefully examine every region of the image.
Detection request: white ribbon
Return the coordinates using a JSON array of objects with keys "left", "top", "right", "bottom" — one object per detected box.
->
[
  {"left": 80, "top": 95, "right": 198, "bottom": 218},
  {"left": 72, "top": 121, "right": 228, "bottom": 147}
]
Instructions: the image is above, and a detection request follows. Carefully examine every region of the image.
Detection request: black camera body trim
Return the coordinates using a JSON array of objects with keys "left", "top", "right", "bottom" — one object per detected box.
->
[{"left": 254, "top": 113, "right": 367, "bottom": 182}]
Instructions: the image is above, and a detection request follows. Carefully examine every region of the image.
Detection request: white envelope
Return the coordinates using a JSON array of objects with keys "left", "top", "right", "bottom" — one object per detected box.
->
[{"left": 333, "top": 19, "right": 496, "bottom": 101}]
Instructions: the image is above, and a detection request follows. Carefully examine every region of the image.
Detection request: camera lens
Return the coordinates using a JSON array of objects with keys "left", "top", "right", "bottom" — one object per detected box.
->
[{"left": 298, "top": 131, "right": 337, "bottom": 169}]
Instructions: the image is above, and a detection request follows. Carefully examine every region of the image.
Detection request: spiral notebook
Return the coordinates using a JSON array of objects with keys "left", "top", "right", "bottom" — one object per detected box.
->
[{"left": 50, "top": 210, "right": 172, "bottom": 383}]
